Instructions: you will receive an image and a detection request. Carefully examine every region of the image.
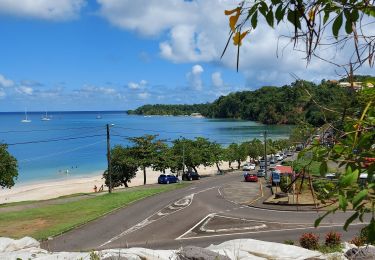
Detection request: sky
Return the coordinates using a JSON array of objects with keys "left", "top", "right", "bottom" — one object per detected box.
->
[{"left": 0, "top": 0, "right": 373, "bottom": 111}]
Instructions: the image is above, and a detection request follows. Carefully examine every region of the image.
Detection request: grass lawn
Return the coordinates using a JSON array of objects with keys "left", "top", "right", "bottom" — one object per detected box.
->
[{"left": 0, "top": 183, "right": 189, "bottom": 240}]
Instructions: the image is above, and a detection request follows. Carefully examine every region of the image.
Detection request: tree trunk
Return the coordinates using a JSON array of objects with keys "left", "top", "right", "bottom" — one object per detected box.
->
[
  {"left": 123, "top": 179, "right": 129, "bottom": 188},
  {"left": 215, "top": 162, "right": 221, "bottom": 173},
  {"left": 237, "top": 160, "right": 241, "bottom": 169},
  {"left": 229, "top": 161, "right": 232, "bottom": 168},
  {"left": 192, "top": 165, "right": 198, "bottom": 173},
  {"left": 143, "top": 167, "right": 147, "bottom": 185}
]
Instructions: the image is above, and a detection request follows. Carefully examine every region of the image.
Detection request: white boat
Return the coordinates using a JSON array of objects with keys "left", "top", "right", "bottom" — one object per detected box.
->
[
  {"left": 96, "top": 114, "right": 102, "bottom": 119},
  {"left": 21, "top": 108, "right": 31, "bottom": 123},
  {"left": 41, "top": 111, "right": 51, "bottom": 121}
]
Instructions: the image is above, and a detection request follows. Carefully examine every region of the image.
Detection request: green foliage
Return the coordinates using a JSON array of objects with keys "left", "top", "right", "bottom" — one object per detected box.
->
[
  {"left": 284, "top": 239, "right": 294, "bottom": 245},
  {"left": 299, "top": 233, "right": 319, "bottom": 250},
  {"left": 312, "top": 179, "right": 336, "bottom": 201},
  {"left": 103, "top": 146, "right": 138, "bottom": 188},
  {"left": 127, "top": 103, "right": 210, "bottom": 116},
  {"left": 312, "top": 91, "right": 374, "bottom": 243},
  {"left": 325, "top": 231, "right": 342, "bottom": 247},
  {"left": 128, "top": 80, "right": 358, "bottom": 126},
  {"left": 127, "top": 135, "right": 166, "bottom": 185},
  {"left": 224, "top": 1, "right": 375, "bottom": 72},
  {"left": 0, "top": 144, "right": 18, "bottom": 189}
]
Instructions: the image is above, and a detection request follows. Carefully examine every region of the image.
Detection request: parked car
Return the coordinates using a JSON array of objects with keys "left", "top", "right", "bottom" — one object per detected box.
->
[
  {"left": 243, "top": 163, "right": 256, "bottom": 171},
  {"left": 257, "top": 169, "right": 266, "bottom": 177},
  {"left": 158, "top": 174, "right": 179, "bottom": 184},
  {"left": 182, "top": 171, "right": 201, "bottom": 181},
  {"left": 286, "top": 151, "right": 293, "bottom": 157},
  {"left": 244, "top": 173, "right": 258, "bottom": 182},
  {"left": 269, "top": 158, "right": 276, "bottom": 164},
  {"left": 275, "top": 154, "right": 283, "bottom": 161},
  {"left": 325, "top": 173, "right": 336, "bottom": 180}
]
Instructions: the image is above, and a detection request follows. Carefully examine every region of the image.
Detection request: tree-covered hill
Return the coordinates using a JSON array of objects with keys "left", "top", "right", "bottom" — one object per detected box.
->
[{"left": 128, "top": 79, "right": 364, "bottom": 126}]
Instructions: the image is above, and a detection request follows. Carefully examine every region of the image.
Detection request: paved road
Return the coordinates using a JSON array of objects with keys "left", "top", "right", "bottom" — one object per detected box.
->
[{"left": 44, "top": 171, "right": 367, "bottom": 251}]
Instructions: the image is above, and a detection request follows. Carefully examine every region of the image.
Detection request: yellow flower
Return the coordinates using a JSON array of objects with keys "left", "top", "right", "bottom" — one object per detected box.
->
[
  {"left": 232, "top": 31, "right": 249, "bottom": 46},
  {"left": 225, "top": 7, "right": 241, "bottom": 32}
]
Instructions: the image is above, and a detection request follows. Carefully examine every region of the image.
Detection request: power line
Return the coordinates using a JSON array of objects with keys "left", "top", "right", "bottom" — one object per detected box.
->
[
  {"left": 6, "top": 134, "right": 105, "bottom": 146},
  {"left": 0, "top": 126, "right": 103, "bottom": 134},
  {"left": 19, "top": 140, "right": 105, "bottom": 163}
]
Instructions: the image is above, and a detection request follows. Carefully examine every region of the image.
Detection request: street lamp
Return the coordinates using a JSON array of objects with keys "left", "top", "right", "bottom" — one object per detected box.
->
[
  {"left": 106, "top": 123, "right": 115, "bottom": 193},
  {"left": 260, "top": 130, "right": 268, "bottom": 179}
]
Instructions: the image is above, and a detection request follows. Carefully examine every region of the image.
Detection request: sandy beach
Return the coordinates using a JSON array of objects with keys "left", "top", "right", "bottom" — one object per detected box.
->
[{"left": 0, "top": 163, "right": 234, "bottom": 204}]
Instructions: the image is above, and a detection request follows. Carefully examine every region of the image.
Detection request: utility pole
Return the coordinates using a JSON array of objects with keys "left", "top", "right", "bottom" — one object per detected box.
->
[
  {"left": 106, "top": 124, "right": 112, "bottom": 193},
  {"left": 264, "top": 130, "right": 267, "bottom": 179}
]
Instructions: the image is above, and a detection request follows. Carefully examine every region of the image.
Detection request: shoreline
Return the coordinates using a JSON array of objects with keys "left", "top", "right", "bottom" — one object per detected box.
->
[{"left": 0, "top": 163, "right": 234, "bottom": 204}]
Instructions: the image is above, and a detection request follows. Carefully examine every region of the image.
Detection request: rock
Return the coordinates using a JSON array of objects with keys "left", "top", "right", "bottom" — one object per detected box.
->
[
  {"left": 177, "top": 246, "right": 230, "bottom": 260},
  {"left": 345, "top": 246, "right": 375, "bottom": 259}
]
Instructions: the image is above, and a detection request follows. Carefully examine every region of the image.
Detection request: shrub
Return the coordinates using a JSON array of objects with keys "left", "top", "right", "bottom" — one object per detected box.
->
[
  {"left": 350, "top": 236, "right": 365, "bottom": 247},
  {"left": 284, "top": 239, "right": 294, "bottom": 245},
  {"left": 325, "top": 231, "right": 341, "bottom": 247},
  {"left": 312, "top": 179, "right": 335, "bottom": 200},
  {"left": 359, "top": 226, "right": 375, "bottom": 245},
  {"left": 300, "top": 233, "right": 319, "bottom": 250}
]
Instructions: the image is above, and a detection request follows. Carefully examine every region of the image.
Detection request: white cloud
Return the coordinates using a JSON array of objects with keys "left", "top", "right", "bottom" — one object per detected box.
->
[
  {"left": 97, "top": 0, "right": 369, "bottom": 86},
  {"left": 97, "top": 0, "right": 198, "bottom": 36},
  {"left": 0, "top": 74, "right": 14, "bottom": 88},
  {"left": 128, "top": 80, "right": 147, "bottom": 89},
  {"left": 0, "top": 88, "right": 5, "bottom": 99},
  {"left": 212, "top": 72, "right": 224, "bottom": 88},
  {"left": 138, "top": 92, "right": 150, "bottom": 99},
  {"left": 81, "top": 85, "right": 117, "bottom": 95},
  {"left": 186, "top": 64, "right": 204, "bottom": 91},
  {"left": 0, "top": 0, "right": 86, "bottom": 21},
  {"left": 16, "top": 86, "right": 34, "bottom": 95},
  {"left": 128, "top": 82, "right": 140, "bottom": 89}
]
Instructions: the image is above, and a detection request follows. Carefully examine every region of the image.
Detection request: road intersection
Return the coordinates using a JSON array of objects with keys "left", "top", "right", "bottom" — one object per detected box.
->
[{"left": 44, "top": 171, "right": 367, "bottom": 251}]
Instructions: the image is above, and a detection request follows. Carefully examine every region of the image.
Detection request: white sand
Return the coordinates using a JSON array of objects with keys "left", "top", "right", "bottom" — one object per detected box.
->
[{"left": 0, "top": 162, "right": 234, "bottom": 204}]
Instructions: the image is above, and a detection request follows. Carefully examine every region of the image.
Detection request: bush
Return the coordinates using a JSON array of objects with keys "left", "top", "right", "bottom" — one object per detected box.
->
[
  {"left": 284, "top": 239, "right": 294, "bottom": 245},
  {"left": 312, "top": 179, "right": 335, "bottom": 200},
  {"left": 350, "top": 236, "right": 365, "bottom": 247},
  {"left": 325, "top": 231, "right": 341, "bottom": 247},
  {"left": 360, "top": 226, "right": 375, "bottom": 245},
  {"left": 300, "top": 233, "right": 319, "bottom": 250}
]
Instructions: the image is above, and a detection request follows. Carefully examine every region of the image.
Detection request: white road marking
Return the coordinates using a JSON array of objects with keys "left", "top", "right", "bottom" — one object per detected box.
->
[
  {"left": 99, "top": 186, "right": 217, "bottom": 248},
  {"left": 176, "top": 213, "right": 216, "bottom": 240},
  {"left": 199, "top": 214, "right": 267, "bottom": 233},
  {"left": 176, "top": 222, "right": 368, "bottom": 240}
]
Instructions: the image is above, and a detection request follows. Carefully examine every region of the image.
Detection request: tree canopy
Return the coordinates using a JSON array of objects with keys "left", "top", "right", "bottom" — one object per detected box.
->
[{"left": 0, "top": 144, "right": 18, "bottom": 189}]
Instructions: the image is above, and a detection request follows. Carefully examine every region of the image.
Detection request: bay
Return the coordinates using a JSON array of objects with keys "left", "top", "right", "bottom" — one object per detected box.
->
[{"left": 0, "top": 111, "right": 293, "bottom": 183}]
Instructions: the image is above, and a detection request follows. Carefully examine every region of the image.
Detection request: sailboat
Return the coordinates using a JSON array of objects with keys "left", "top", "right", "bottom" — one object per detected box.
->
[
  {"left": 21, "top": 108, "right": 31, "bottom": 123},
  {"left": 41, "top": 111, "right": 51, "bottom": 121}
]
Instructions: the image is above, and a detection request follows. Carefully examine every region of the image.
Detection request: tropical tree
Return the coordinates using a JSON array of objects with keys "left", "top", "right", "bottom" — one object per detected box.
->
[
  {"left": 152, "top": 142, "right": 172, "bottom": 174},
  {"left": 0, "top": 144, "right": 18, "bottom": 189},
  {"left": 227, "top": 143, "right": 247, "bottom": 169},
  {"left": 128, "top": 135, "right": 166, "bottom": 185},
  {"left": 247, "top": 138, "right": 263, "bottom": 162},
  {"left": 223, "top": 0, "right": 375, "bottom": 74},
  {"left": 209, "top": 142, "right": 225, "bottom": 173},
  {"left": 103, "top": 145, "right": 137, "bottom": 188}
]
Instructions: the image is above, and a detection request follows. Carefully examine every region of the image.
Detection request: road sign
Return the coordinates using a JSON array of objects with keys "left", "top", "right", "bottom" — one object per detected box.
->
[{"left": 272, "top": 171, "right": 281, "bottom": 183}]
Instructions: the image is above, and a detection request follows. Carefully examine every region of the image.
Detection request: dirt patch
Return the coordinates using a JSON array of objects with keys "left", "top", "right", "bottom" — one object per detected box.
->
[{"left": 0, "top": 218, "right": 52, "bottom": 238}]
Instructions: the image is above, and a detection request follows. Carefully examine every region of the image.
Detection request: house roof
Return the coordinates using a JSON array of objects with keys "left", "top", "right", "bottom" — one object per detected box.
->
[{"left": 275, "top": 165, "right": 293, "bottom": 174}]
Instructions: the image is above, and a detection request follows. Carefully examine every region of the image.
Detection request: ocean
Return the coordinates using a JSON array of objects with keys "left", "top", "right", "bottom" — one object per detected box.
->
[{"left": 0, "top": 111, "right": 293, "bottom": 183}]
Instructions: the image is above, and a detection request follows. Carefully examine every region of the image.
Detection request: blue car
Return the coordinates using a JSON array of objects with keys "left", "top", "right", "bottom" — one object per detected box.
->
[{"left": 158, "top": 174, "right": 179, "bottom": 184}]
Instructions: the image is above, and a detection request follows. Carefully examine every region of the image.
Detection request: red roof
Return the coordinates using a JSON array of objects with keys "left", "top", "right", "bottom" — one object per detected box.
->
[{"left": 275, "top": 165, "right": 293, "bottom": 174}]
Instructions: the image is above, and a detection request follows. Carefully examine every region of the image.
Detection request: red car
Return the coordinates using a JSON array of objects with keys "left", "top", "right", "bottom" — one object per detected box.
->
[{"left": 244, "top": 173, "right": 258, "bottom": 182}]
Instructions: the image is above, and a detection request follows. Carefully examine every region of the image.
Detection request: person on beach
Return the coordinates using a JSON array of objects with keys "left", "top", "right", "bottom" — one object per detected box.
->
[
  {"left": 93, "top": 185, "right": 97, "bottom": 193},
  {"left": 98, "top": 184, "right": 104, "bottom": 192}
]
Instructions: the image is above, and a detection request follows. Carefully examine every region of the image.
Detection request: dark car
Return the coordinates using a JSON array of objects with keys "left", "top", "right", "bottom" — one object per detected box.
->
[
  {"left": 244, "top": 173, "right": 258, "bottom": 182},
  {"left": 158, "top": 174, "right": 179, "bottom": 184},
  {"left": 182, "top": 171, "right": 200, "bottom": 181},
  {"left": 257, "top": 169, "right": 266, "bottom": 177}
]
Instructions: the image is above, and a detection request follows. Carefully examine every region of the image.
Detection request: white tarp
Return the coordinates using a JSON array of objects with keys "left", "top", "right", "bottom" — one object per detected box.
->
[{"left": 4, "top": 236, "right": 371, "bottom": 260}]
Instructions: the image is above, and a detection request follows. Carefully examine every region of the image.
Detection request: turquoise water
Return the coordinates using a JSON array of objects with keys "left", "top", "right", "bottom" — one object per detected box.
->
[{"left": 0, "top": 111, "right": 293, "bottom": 183}]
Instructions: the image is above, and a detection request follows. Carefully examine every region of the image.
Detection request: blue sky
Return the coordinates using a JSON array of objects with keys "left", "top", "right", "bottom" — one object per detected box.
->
[{"left": 0, "top": 0, "right": 372, "bottom": 111}]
